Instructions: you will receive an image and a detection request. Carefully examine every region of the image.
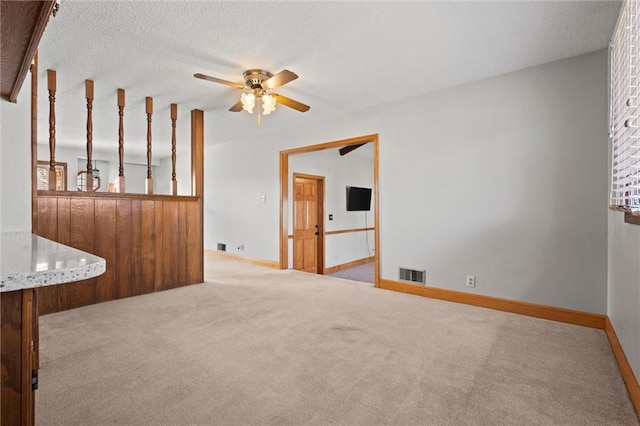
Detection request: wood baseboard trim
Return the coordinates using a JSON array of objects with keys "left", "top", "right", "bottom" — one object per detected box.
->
[
  {"left": 324, "top": 256, "right": 374, "bottom": 274},
  {"left": 379, "top": 279, "right": 606, "bottom": 329},
  {"left": 605, "top": 317, "right": 640, "bottom": 419},
  {"left": 205, "top": 250, "right": 279, "bottom": 269}
]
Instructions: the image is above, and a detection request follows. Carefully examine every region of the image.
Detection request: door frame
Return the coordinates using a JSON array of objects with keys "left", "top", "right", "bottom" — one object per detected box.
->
[
  {"left": 292, "top": 173, "right": 325, "bottom": 274},
  {"left": 279, "top": 133, "right": 380, "bottom": 286}
]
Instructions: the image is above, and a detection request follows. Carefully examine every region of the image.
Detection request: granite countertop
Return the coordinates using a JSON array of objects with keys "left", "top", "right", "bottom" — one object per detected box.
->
[{"left": 0, "top": 233, "right": 106, "bottom": 292}]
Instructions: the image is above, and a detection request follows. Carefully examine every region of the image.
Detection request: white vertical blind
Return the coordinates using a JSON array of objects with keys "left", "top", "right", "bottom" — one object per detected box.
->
[{"left": 611, "top": 0, "right": 640, "bottom": 212}]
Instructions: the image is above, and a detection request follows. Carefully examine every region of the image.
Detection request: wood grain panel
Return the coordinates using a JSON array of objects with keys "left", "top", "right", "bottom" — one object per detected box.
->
[
  {"left": 162, "top": 201, "right": 179, "bottom": 290},
  {"left": 22, "top": 290, "right": 35, "bottom": 425},
  {"left": 116, "top": 199, "right": 132, "bottom": 299},
  {"left": 55, "top": 197, "right": 71, "bottom": 310},
  {"left": 56, "top": 197, "right": 70, "bottom": 245},
  {"left": 186, "top": 201, "right": 202, "bottom": 284},
  {"left": 36, "top": 198, "right": 58, "bottom": 315},
  {"left": 1, "top": 291, "right": 24, "bottom": 426},
  {"left": 94, "top": 199, "right": 117, "bottom": 303},
  {"left": 154, "top": 201, "right": 164, "bottom": 292},
  {"left": 141, "top": 200, "right": 156, "bottom": 294},
  {"left": 35, "top": 192, "right": 203, "bottom": 315},
  {"left": 36, "top": 197, "right": 57, "bottom": 240},
  {"left": 177, "top": 201, "right": 188, "bottom": 285},
  {"left": 60, "top": 198, "right": 95, "bottom": 310},
  {"left": 130, "top": 200, "right": 143, "bottom": 296}
]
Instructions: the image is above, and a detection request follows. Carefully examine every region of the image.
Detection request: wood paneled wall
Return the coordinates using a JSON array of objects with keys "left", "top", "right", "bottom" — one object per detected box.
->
[{"left": 35, "top": 193, "right": 203, "bottom": 315}]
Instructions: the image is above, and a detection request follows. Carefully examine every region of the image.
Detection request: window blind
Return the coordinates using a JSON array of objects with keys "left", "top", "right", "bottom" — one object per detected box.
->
[{"left": 610, "top": 0, "right": 640, "bottom": 212}]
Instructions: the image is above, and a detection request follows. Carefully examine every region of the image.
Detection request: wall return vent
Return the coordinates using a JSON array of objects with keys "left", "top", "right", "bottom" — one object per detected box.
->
[{"left": 399, "top": 267, "right": 426, "bottom": 284}]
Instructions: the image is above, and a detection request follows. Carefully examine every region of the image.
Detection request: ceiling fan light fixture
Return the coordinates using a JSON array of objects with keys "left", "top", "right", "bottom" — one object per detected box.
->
[
  {"left": 262, "top": 94, "right": 277, "bottom": 115},
  {"left": 241, "top": 92, "right": 255, "bottom": 113}
]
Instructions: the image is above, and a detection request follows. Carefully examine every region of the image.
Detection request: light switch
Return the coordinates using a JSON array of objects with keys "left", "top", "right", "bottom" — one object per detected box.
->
[{"left": 260, "top": 195, "right": 266, "bottom": 203}]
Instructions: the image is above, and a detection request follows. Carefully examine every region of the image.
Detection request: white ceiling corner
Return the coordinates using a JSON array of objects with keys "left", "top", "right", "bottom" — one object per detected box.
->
[{"left": 36, "top": 0, "right": 621, "bottom": 159}]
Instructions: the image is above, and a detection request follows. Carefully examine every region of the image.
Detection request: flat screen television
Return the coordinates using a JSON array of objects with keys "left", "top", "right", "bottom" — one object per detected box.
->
[{"left": 346, "top": 186, "right": 372, "bottom": 211}]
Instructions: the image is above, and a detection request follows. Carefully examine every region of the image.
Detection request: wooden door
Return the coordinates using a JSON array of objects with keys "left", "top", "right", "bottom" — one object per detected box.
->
[{"left": 293, "top": 175, "right": 324, "bottom": 273}]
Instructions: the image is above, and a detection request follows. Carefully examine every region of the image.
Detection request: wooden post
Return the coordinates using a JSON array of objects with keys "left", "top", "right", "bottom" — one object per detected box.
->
[
  {"left": 117, "top": 89, "right": 125, "bottom": 193},
  {"left": 171, "top": 103, "right": 178, "bottom": 196},
  {"left": 191, "top": 109, "right": 204, "bottom": 282},
  {"left": 191, "top": 109, "right": 204, "bottom": 199},
  {"left": 47, "top": 70, "right": 56, "bottom": 191},
  {"left": 145, "top": 96, "right": 153, "bottom": 194},
  {"left": 85, "top": 80, "right": 94, "bottom": 191},
  {"left": 31, "top": 53, "right": 38, "bottom": 231}
]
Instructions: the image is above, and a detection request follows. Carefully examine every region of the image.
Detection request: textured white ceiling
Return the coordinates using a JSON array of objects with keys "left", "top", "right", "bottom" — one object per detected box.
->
[{"left": 36, "top": 1, "right": 621, "bottom": 158}]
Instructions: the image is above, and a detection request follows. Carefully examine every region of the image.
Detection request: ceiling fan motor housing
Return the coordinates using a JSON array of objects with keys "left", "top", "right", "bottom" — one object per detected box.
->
[{"left": 243, "top": 69, "right": 273, "bottom": 89}]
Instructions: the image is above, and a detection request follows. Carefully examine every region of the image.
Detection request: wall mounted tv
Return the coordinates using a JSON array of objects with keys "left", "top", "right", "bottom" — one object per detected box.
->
[{"left": 346, "top": 186, "right": 372, "bottom": 211}]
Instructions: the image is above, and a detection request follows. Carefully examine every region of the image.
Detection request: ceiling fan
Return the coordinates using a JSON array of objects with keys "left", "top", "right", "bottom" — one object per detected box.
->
[{"left": 194, "top": 69, "right": 310, "bottom": 119}]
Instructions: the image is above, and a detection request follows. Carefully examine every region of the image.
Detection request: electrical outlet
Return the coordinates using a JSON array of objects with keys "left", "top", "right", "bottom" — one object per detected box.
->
[
  {"left": 466, "top": 275, "right": 476, "bottom": 288},
  {"left": 238, "top": 244, "right": 245, "bottom": 251}
]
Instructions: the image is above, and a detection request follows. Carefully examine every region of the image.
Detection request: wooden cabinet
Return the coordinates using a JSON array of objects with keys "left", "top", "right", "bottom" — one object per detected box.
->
[{"left": 1, "top": 289, "right": 38, "bottom": 426}]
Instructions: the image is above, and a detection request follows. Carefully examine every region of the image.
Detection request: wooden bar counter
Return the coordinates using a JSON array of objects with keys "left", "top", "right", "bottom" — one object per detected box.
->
[{"left": 1, "top": 233, "right": 105, "bottom": 425}]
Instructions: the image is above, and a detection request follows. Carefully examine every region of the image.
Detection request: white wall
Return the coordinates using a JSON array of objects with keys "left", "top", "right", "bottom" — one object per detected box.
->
[
  {"left": 608, "top": 212, "right": 640, "bottom": 381},
  {"left": 1, "top": 93, "right": 32, "bottom": 233},
  {"left": 287, "top": 148, "right": 374, "bottom": 268},
  {"left": 205, "top": 50, "right": 609, "bottom": 314}
]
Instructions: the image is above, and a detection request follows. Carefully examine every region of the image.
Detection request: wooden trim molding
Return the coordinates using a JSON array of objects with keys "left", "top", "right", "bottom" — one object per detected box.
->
[
  {"left": 280, "top": 134, "right": 380, "bottom": 287},
  {"left": 288, "top": 227, "right": 375, "bottom": 239},
  {"left": 281, "top": 134, "right": 379, "bottom": 155},
  {"left": 625, "top": 212, "right": 640, "bottom": 225},
  {"left": 205, "top": 250, "right": 279, "bottom": 269},
  {"left": 324, "top": 256, "right": 374, "bottom": 274},
  {"left": 37, "top": 190, "right": 199, "bottom": 202},
  {"left": 379, "top": 279, "right": 607, "bottom": 329},
  {"left": 606, "top": 317, "right": 640, "bottom": 418},
  {"left": 325, "top": 227, "right": 375, "bottom": 236}
]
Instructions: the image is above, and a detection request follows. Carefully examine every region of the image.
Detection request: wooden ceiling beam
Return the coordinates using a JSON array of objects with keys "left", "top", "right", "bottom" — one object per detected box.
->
[
  {"left": 339, "top": 143, "right": 366, "bottom": 156},
  {"left": 1, "top": 1, "right": 56, "bottom": 102}
]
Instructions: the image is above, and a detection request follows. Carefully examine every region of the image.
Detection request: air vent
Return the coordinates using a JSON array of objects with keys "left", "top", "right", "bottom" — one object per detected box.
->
[
  {"left": 399, "top": 267, "right": 426, "bottom": 284},
  {"left": 217, "top": 243, "right": 226, "bottom": 252}
]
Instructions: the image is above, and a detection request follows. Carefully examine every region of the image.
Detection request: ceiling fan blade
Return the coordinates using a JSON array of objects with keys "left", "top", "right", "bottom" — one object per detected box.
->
[
  {"left": 194, "top": 73, "right": 244, "bottom": 89},
  {"left": 263, "top": 70, "right": 298, "bottom": 89},
  {"left": 274, "top": 94, "right": 310, "bottom": 112},
  {"left": 229, "top": 100, "right": 243, "bottom": 112}
]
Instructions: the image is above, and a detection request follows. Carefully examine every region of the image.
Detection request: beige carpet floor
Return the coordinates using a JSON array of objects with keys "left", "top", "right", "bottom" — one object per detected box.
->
[{"left": 36, "top": 256, "right": 638, "bottom": 425}]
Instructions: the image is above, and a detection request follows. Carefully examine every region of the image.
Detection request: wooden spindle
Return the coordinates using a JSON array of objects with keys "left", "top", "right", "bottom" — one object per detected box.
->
[
  {"left": 47, "top": 69, "right": 57, "bottom": 191},
  {"left": 85, "top": 80, "right": 94, "bottom": 191},
  {"left": 145, "top": 96, "right": 153, "bottom": 194},
  {"left": 117, "top": 89, "right": 125, "bottom": 193},
  {"left": 171, "top": 103, "right": 178, "bottom": 196}
]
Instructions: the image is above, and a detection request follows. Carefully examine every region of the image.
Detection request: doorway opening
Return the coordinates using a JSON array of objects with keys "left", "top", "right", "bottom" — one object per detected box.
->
[{"left": 279, "top": 134, "right": 380, "bottom": 287}]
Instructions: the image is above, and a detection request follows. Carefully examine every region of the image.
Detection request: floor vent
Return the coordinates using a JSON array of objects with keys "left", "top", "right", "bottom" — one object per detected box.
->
[
  {"left": 399, "top": 267, "right": 426, "bottom": 284},
  {"left": 217, "top": 243, "right": 226, "bottom": 252}
]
